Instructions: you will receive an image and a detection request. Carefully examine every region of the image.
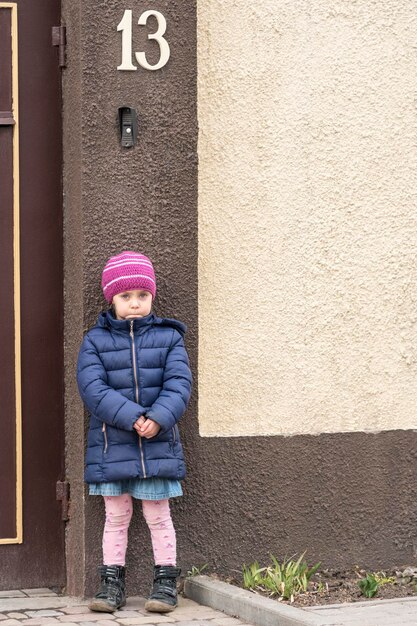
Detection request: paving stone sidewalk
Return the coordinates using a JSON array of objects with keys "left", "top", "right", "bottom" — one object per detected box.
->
[{"left": 0, "top": 589, "right": 252, "bottom": 626}]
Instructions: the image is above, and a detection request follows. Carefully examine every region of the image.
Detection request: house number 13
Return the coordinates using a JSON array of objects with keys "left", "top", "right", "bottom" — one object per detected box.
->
[{"left": 117, "top": 9, "right": 170, "bottom": 71}]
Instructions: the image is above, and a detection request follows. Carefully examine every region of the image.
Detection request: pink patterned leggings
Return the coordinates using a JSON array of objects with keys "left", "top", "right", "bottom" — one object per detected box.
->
[{"left": 102, "top": 495, "right": 176, "bottom": 566}]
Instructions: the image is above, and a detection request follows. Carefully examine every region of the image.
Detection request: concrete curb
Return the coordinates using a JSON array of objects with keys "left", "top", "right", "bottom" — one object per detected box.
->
[{"left": 184, "top": 576, "right": 338, "bottom": 626}]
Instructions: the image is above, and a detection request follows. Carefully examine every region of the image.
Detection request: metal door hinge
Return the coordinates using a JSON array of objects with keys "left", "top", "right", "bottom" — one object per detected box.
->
[
  {"left": 52, "top": 26, "right": 66, "bottom": 68},
  {"left": 0, "top": 111, "right": 15, "bottom": 126},
  {"left": 56, "top": 480, "right": 70, "bottom": 521}
]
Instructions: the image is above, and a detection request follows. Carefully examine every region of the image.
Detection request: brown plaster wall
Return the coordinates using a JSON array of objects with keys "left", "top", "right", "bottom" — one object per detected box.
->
[
  {"left": 62, "top": 0, "right": 198, "bottom": 596},
  {"left": 62, "top": 0, "right": 417, "bottom": 598},
  {"left": 189, "top": 431, "right": 417, "bottom": 573}
]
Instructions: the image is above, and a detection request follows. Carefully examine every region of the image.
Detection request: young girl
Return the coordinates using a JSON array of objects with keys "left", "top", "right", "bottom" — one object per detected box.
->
[{"left": 77, "top": 251, "right": 192, "bottom": 614}]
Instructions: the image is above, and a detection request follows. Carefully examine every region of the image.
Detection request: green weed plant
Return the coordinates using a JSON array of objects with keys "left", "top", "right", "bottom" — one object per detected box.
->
[
  {"left": 187, "top": 563, "right": 208, "bottom": 577},
  {"left": 242, "top": 552, "right": 320, "bottom": 602},
  {"left": 358, "top": 573, "right": 379, "bottom": 598},
  {"left": 374, "top": 572, "right": 396, "bottom": 585},
  {"left": 358, "top": 571, "right": 396, "bottom": 598}
]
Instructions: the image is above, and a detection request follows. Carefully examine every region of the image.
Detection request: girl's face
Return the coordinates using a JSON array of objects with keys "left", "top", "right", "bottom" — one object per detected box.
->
[{"left": 112, "top": 289, "right": 152, "bottom": 320}]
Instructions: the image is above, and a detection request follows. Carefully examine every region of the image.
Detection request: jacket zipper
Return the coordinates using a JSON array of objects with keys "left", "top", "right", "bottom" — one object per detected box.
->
[
  {"left": 102, "top": 422, "right": 108, "bottom": 454},
  {"left": 130, "top": 320, "right": 147, "bottom": 478},
  {"left": 172, "top": 424, "right": 177, "bottom": 446}
]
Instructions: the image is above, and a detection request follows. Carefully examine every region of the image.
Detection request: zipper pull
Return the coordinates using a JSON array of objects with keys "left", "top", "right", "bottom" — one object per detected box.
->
[
  {"left": 102, "top": 422, "right": 108, "bottom": 453},
  {"left": 130, "top": 319, "right": 134, "bottom": 338}
]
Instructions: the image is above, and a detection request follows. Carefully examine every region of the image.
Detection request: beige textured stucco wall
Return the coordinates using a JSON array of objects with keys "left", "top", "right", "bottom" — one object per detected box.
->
[{"left": 198, "top": 1, "right": 417, "bottom": 436}]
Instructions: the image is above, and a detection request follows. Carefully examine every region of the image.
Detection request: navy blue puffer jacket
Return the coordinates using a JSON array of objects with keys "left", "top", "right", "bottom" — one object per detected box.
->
[{"left": 77, "top": 310, "right": 192, "bottom": 483}]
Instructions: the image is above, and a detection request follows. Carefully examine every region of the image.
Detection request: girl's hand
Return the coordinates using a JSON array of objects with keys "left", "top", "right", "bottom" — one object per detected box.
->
[
  {"left": 137, "top": 418, "right": 161, "bottom": 439},
  {"left": 133, "top": 415, "right": 146, "bottom": 434}
]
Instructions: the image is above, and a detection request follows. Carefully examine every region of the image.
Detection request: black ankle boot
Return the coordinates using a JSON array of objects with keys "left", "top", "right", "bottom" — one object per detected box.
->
[
  {"left": 88, "top": 564, "right": 127, "bottom": 612},
  {"left": 145, "top": 565, "right": 181, "bottom": 613}
]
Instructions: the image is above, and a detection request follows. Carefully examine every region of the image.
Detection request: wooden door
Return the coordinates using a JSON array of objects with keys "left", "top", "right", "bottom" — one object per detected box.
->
[{"left": 0, "top": 0, "right": 65, "bottom": 589}]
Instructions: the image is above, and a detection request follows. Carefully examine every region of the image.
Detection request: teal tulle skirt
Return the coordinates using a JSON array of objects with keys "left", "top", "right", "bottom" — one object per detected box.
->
[{"left": 88, "top": 477, "right": 183, "bottom": 500}]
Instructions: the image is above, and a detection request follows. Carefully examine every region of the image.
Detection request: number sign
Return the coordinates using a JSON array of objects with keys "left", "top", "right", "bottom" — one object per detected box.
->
[{"left": 117, "top": 9, "right": 170, "bottom": 71}]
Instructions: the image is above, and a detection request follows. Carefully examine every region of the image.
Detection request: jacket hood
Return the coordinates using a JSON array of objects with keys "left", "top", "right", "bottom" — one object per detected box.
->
[{"left": 95, "top": 309, "right": 187, "bottom": 336}]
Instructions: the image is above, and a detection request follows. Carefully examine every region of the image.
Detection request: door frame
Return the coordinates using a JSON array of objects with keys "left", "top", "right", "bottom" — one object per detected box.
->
[{"left": 0, "top": 1, "right": 22, "bottom": 546}]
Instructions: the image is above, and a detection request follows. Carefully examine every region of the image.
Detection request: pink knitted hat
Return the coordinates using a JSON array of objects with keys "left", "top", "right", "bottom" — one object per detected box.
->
[{"left": 101, "top": 251, "right": 156, "bottom": 303}]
